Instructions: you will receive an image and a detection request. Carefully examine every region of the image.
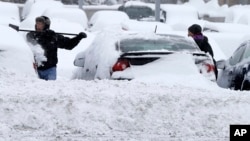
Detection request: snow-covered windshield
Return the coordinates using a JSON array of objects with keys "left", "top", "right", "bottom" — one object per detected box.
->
[
  {"left": 119, "top": 38, "right": 199, "bottom": 53},
  {"left": 119, "top": 6, "right": 154, "bottom": 20}
]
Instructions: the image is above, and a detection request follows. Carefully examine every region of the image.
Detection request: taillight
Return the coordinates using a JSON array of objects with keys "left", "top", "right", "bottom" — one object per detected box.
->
[
  {"left": 204, "top": 63, "right": 215, "bottom": 73},
  {"left": 200, "top": 63, "right": 215, "bottom": 73},
  {"left": 195, "top": 57, "right": 216, "bottom": 81},
  {"left": 112, "top": 59, "right": 130, "bottom": 72}
]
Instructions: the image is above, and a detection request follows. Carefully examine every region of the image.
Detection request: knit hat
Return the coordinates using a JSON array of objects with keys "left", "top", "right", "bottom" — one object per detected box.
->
[
  {"left": 36, "top": 16, "right": 51, "bottom": 29},
  {"left": 188, "top": 24, "right": 202, "bottom": 34}
]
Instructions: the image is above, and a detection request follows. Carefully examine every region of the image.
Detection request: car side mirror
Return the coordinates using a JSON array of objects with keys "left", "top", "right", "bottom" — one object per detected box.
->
[
  {"left": 74, "top": 51, "right": 86, "bottom": 67},
  {"left": 74, "top": 57, "right": 85, "bottom": 67},
  {"left": 216, "top": 59, "right": 226, "bottom": 69},
  {"left": 160, "top": 19, "right": 164, "bottom": 23}
]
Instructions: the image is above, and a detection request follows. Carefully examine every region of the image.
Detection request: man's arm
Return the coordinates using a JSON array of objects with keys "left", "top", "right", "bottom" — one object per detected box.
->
[{"left": 57, "top": 32, "right": 87, "bottom": 50}]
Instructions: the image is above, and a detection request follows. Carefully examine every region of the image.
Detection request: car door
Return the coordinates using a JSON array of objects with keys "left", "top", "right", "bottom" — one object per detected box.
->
[
  {"left": 225, "top": 44, "right": 246, "bottom": 89},
  {"left": 237, "top": 42, "right": 250, "bottom": 89}
]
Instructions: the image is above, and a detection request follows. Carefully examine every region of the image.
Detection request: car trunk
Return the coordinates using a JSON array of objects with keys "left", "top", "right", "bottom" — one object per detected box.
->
[
  {"left": 111, "top": 51, "right": 215, "bottom": 81},
  {"left": 119, "top": 52, "right": 208, "bottom": 65}
]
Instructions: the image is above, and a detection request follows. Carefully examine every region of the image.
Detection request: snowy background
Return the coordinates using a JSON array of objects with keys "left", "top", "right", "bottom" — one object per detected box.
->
[{"left": 1, "top": 0, "right": 250, "bottom": 140}]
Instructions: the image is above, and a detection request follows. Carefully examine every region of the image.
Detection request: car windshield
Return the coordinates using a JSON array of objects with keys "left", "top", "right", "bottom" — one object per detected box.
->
[{"left": 119, "top": 38, "right": 199, "bottom": 53}]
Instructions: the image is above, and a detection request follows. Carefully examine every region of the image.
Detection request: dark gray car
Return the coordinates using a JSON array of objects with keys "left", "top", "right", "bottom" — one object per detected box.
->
[{"left": 217, "top": 40, "right": 250, "bottom": 90}]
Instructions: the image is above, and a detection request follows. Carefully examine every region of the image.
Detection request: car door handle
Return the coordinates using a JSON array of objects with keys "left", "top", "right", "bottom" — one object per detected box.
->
[{"left": 229, "top": 70, "right": 233, "bottom": 75}]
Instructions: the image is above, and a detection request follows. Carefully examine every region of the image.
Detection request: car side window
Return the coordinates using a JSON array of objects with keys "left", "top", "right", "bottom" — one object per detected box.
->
[
  {"left": 242, "top": 43, "right": 250, "bottom": 60},
  {"left": 229, "top": 45, "right": 246, "bottom": 66}
]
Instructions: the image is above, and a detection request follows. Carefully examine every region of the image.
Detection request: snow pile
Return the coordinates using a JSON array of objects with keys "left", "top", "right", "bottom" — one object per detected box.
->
[
  {"left": 1, "top": 71, "right": 250, "bottom": 141},
  {"left": 28, "top": 44, "right": 47, "bottom": 67}
]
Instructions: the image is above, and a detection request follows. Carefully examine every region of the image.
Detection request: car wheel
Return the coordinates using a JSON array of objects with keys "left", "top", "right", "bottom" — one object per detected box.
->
[{"left": 241, "top": 80, "right": 250, "bottom": 90}]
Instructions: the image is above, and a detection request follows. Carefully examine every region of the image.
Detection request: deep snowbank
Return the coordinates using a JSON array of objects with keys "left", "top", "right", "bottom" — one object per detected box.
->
[{"left": 0, "top": 69, "right": 249, "bottom": 141}]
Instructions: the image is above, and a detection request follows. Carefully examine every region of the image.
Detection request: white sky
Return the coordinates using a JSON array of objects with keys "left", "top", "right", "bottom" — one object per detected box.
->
[{"left": 1, "top": 0, "right": 250, "bottom": 140}]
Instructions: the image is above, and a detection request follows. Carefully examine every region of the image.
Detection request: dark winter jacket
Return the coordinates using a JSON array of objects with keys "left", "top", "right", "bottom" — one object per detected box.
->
[
  {"left": 192, "top": 33, "right": 218, "bottom": 79},
  {"left": 192, "top": 33, "right": 214, "bottom": 57},
  {"left": 26, "top": 29, "right": 82, "bottom": 70}
]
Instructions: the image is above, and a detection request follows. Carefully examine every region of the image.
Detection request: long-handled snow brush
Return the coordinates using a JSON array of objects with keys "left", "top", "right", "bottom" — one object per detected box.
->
[{"left": 9, "top": 24, "right": 78, "bottom": 36}]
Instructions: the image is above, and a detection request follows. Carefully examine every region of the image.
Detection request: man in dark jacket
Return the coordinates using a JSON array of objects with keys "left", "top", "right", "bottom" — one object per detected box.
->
[
  {"left": 188, "top": 24, "right": 218, "bottom": 79},
  {"left": 27, "top": 16, "right": 87, "bottom": 80}
]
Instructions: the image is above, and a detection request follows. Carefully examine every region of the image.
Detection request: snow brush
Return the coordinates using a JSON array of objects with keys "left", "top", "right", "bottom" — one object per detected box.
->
[{"left": 9, "top": 24, "right": 78, "bottom": 36}]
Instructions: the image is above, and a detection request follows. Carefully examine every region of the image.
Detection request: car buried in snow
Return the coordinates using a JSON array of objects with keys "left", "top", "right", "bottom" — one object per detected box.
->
[
  {"left": 118, "top": 1, "right": 155, "bottom": 21},
  {"left": 0, "top": 25, "right": 36, "bottom": 76},
  {"left": 72, "top": 31, "right": 216, "bottom": 81},
  {"left": 88, "top": 10, "right": 130, "bottom": 32},
  {"left": 217, "top": 40, "right": 250, "bottom": 90}
]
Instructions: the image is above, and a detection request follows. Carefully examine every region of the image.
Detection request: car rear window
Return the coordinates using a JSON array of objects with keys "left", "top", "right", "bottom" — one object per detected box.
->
[
  {"left": 118, "top": 6, "right": 154, "bottom": 20},
  {"left": 119, "top": 38, "right": 199, "bottom": 53}
]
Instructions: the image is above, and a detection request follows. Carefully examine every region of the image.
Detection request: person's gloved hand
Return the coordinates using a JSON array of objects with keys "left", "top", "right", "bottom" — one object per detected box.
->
[{"left": 77, "top": 32, "right": 87, "bottom": 39}]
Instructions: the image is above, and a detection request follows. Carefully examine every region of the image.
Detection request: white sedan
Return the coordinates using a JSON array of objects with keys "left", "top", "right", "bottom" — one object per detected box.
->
[{"left": 73, "top": 30, "right": 216, "bottom": 82}]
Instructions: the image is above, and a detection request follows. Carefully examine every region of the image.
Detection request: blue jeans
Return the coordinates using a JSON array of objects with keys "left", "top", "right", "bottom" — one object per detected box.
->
[{"left": 37, "top": 67, "right": 57, "bottom": 80}]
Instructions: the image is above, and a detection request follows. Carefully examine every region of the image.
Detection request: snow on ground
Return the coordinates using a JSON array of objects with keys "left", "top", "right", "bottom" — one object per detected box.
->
[{"left": 0, "top": 68, "right": 250, "bottom": 141}]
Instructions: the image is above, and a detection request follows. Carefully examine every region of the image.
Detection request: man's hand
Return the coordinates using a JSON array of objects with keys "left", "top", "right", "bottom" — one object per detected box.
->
[{"left": 77, "top": 32, "right": 87, "bottom": 39}]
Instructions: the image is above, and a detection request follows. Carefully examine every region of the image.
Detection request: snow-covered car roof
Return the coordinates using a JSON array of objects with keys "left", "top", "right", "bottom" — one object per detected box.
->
[
  {"left": 43, "top": 7, "right": 88, "bottom": 30},
  {"left": 88, "top": 10, "right": 130, "bottom": 32},
  {"left": 123, "top": 1, "right": 155, "bottom": 10},
  {"left": 20, "top": 0, "right": 65, "bottom": 30},
  {"left": 0, "top": 2, "right": 20, "bottom": 26},
  {"left": 118, "top": 1, "right": 155, "bottom": 21},
  {"left": 21, "top": 0, "right": 64, "bottom": 20}
]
